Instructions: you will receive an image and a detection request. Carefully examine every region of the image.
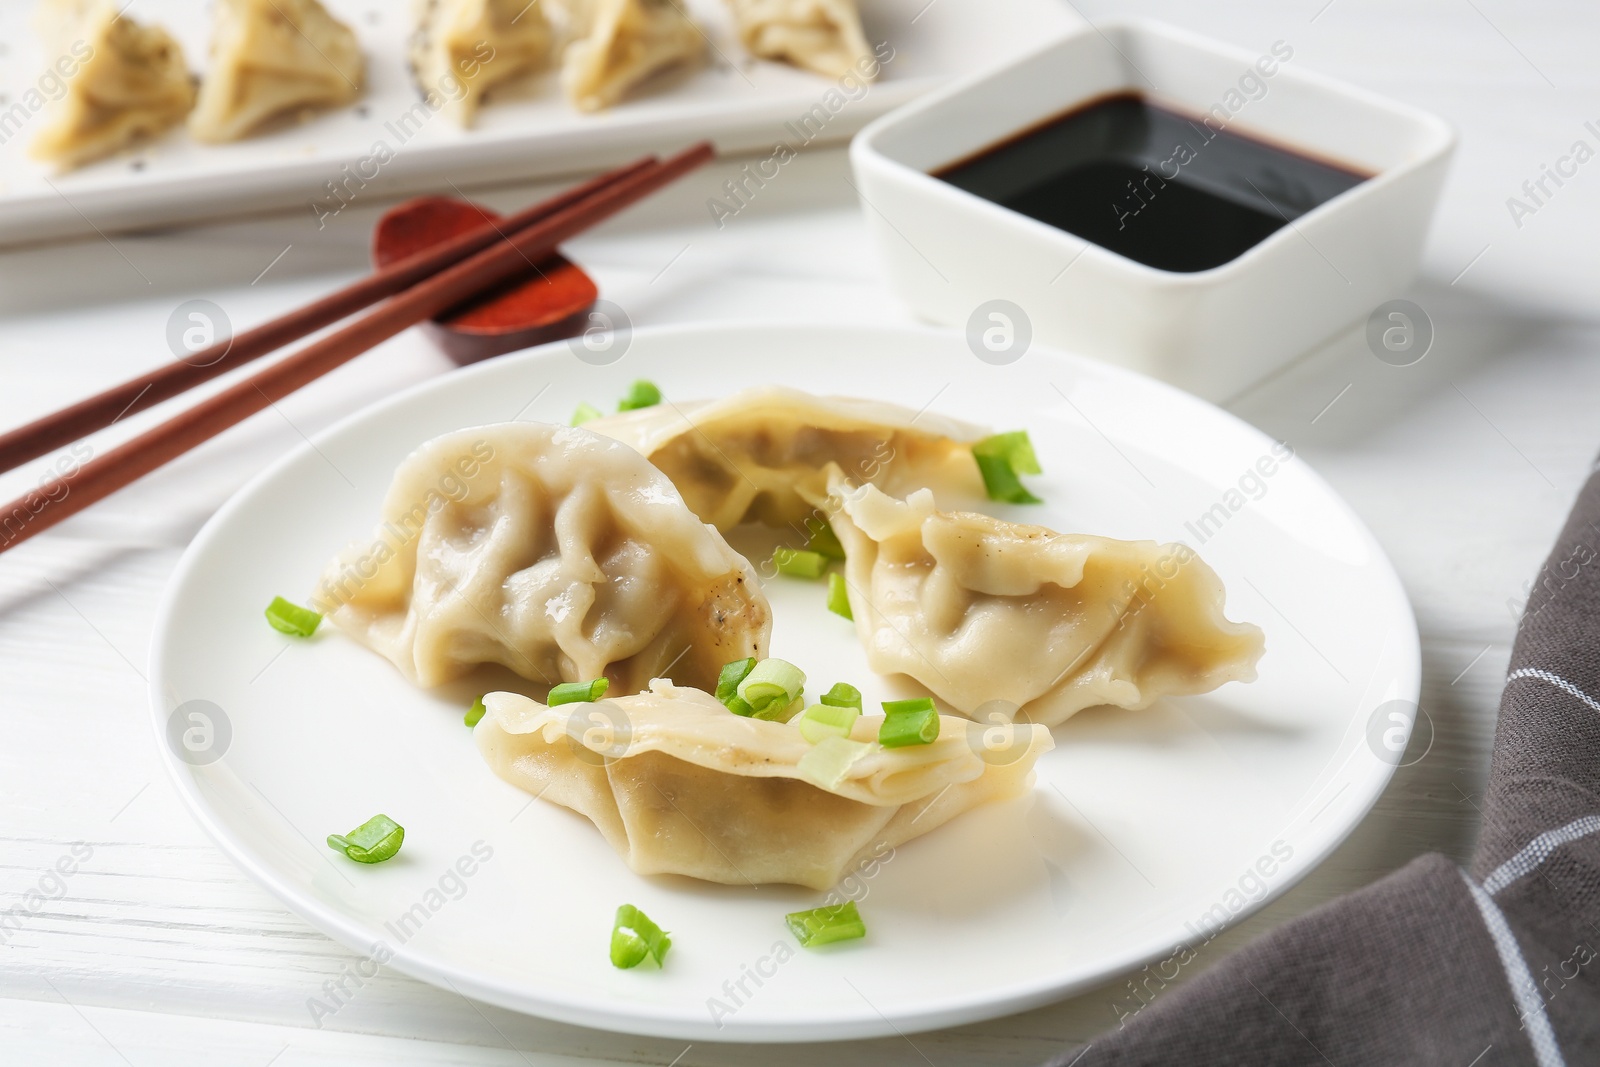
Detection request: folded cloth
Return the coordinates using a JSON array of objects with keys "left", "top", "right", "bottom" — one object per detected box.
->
[{"left": 1049, "top": 469, "right": 1600, "bottom": 1066}]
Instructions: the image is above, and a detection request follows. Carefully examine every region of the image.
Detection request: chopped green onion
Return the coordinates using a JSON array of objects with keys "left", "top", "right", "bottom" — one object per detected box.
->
[
  {"left": 716, "top": 658, "right": 757, "bottom": 701},
  {"left": 798, "top": 703, "right": 860, "bottom": 744},
  {"left": 797, "top": 735, "right": 871, "bottom": 790},
  {"left": 975, "top": 453, "right": 1043, "bottom": 505},
  {"left": 973, "top": 431, "right": 1043, "bottom": 504},
  {"left": 773, "top": 547, "right": 828, "bottom": 579},
  {"left": 786, "top": 901, "right": 866, "bottom": 948},
  {"left": 879, "top": 699, "right": 940, "bottom": 748},
  {"left": 572, "top": 402, "right": 603, "bottom": 426},
  {"left": 716, "top": 658, "right": 758, "bottom": 714},
  {"left": 617, "top": 380, "right": 662, "bottom": 412},
  {"left": 738, "top": 658, "right": 806, "bottom": 715},
  {"left": 804, "top": 518, "right": 846, "bottom": 561},
  {"left": 974, "top": 430, "right": 1042, "bottom": 474},
  {"left": 752, "top": 696, "right": 803, "bottom": 723},
  {"left": 610, "top": 904, "right": 671, "bottom": 969},
  {"left": 465, "top": 695, "right": 487, "bottom": 728},
  {"left": 265, "top": 596, "right": 321, "bottom": 637},
  {"left": 327, "top": 814, "right": 405, "bottom": 864},
  {"left": 549, "top": 678, "right": 609, "bottom": 706},
  {"left": 826, "top": 572, "right": 853, "bottom": 620},
  {"left": 819, "top": 682, "right": 862, "bottom": 710}
]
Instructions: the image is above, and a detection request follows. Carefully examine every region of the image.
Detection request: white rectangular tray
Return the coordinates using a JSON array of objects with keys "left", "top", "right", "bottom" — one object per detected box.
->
[{"left": 0, "top": 0, "right": 1078, "bottom": 245}]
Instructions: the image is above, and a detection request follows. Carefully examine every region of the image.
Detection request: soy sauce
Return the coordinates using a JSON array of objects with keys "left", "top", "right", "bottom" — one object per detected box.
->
[{"left": 933, "top": 93, "right": 1370, "bottom": 274}]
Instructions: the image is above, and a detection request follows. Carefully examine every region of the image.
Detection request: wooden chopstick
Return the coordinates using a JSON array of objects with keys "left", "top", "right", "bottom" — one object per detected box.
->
[
  {"left": 0, "top": 141, "right": 715, "bottom": 555},
  {"left": 0, "top": 154, "right": 662, "bottom": 477}
]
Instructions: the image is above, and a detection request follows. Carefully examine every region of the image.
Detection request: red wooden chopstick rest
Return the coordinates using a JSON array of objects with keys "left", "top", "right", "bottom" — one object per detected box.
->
[{"left": 372, "top": 197, "right": 599, "bottom": 364}]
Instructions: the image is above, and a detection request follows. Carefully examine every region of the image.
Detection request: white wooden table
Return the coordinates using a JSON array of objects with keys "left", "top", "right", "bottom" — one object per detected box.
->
[{"left": 2, "top": 1, "right": 1596, "bottom": 1061}]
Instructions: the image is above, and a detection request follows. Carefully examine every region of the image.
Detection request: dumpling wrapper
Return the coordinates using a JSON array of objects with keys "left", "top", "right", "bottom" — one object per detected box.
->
[
  {"left": 820, "top": 471, "right": 1266, "bottom": 726},
  {"left": 410, "top": 0, "right": 554, "bottom": 127},
  {"left": 559, "top": 0, "right": 705, "bottom": 112},
  {"left": 586, "top": 386, "right": 988, "bottom": 531},
  {"left": 30, "top": 0, "right": 196, "bottom": 170},
  {"left": 189, "top": 0, "right": 364, "bottom": 143},
  {"left": 725, "top": 0, "right": 873, "bottom": 80},
  {"left": 476, "top": 680, "right": 1053, "bottom": 889},
  {"left": 312, "top": 423, "right": 770, "bottom": 696}
]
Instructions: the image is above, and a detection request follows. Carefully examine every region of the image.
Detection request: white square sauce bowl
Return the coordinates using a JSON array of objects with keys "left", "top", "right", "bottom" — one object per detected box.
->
[{"left": 850, "top": 18, "right": 1456, "bottom": 401}]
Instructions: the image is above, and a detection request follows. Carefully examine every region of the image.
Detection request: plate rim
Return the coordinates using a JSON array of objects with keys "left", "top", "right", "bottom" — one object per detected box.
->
[{"left": 147, "top": 319, "right": 1421, "bottom": 1042}]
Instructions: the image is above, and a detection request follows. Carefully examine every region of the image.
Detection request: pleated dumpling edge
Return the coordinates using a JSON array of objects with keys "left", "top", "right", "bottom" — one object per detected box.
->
[
  {"left": 475, "top": 680, "right": 1054, "bottom": 889},
  {"left": 820, "top": 470, "right": 1266, "bottom": 727},
  {"left": 312, "top": 422, "right": 771, "bottom": 697}
]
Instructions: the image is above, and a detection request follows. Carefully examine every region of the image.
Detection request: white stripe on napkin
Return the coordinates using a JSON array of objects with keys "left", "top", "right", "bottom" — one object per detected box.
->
[
  {"left": 1483, "top": 815, "right": 1600, "bottom": 897},
  {"left": 1506, "top": 668, "right": 1600, "bottom": 714},
  {"left": 1460, "top": 870, "right": 1566, "bottom": 1067}
]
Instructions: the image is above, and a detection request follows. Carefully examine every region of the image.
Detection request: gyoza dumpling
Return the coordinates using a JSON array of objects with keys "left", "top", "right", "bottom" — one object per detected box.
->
[
  {"left": 725, "top": 0, "right": 872, "bottom": 79},
  {"left": 30, "top": 0, "right": 196, "bottom": 169},
  {"left": 312, "top": 423, "right": 771, "bottom": 696},
  {"left": 559, "top": 0, "right": 705, "bottom": 112},
  {"left": 820, "top": 472, "right": 1265, "bottom": 726},
  {"left": 189, "top": 0, "right": 364, "bottom": 143},
  {"left": 476, "top": 679, "right": 1053, "bottom": 888},
  {"left": 410, "top": 0, "right": 553, "bottom": 127},
  {"left": 586, "top": 386, "right": 988, "bottom": 531}
]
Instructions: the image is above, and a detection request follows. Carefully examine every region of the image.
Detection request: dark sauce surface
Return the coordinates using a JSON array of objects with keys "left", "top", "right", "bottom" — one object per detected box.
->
[{"left": 934, "top": 93, "right": 1370, "bottom": 273}]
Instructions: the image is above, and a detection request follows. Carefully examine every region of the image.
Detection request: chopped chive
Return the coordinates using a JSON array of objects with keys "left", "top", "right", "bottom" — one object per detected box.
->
[
  {"left": 804, "top": 517, "right": 846, "bottom": 561},
  {"left": 819, "top": 682, "right": 862, "bottom": 710},
  {"left": 738, "top": 658, "right": 806, "bottom": 715},
  {"left": 549, "top": 678, "right": 609, "bottom": 706},
  {"left": 973, "top": 431, "right": 1043, "bottom": 504},
  {"left": 265, "top": 596, "right": 321, "bottom": 637},
  {"left": 572, "top": 402, "right": 603, "bottom": 426},
  {"left": 616, "top": 380, "right": 662, "bottom": 412},
  {"left": 773, "top": 547, "right": 828, "bottom": 579},
  {"left": 798, "top": 702, "right": 860, "bottom": 744},
  {"left": 327, "top": 814, "right": 404, "bottom": 864},
  {"left": 797, "top": 735, "right": 871, "bottom": 790},
  {"left": 610, "top": 904, "right": 671, "bottom": 969},
  {"left": 826, "top": 572, "right": 853, "bottom": 620},
  {"left": 879, "top": 700, "right": 940, "bottom": 748},
  {"left": 465, "top": 695, "right": 487, "bottom": 728},
  {"left": 786, "top": 901, "right": 866, "bottom": 948}
]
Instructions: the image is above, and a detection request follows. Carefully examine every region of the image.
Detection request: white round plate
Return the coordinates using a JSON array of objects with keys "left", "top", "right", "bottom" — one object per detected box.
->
[{"left": 150, "top": 322, "right": 1419, "bottom": 1042}]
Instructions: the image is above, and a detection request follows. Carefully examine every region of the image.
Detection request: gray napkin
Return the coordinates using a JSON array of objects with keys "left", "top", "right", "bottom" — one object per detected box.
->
[{"left": 1049, "top": 469, "right": 1600, "bottom": 1066}]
